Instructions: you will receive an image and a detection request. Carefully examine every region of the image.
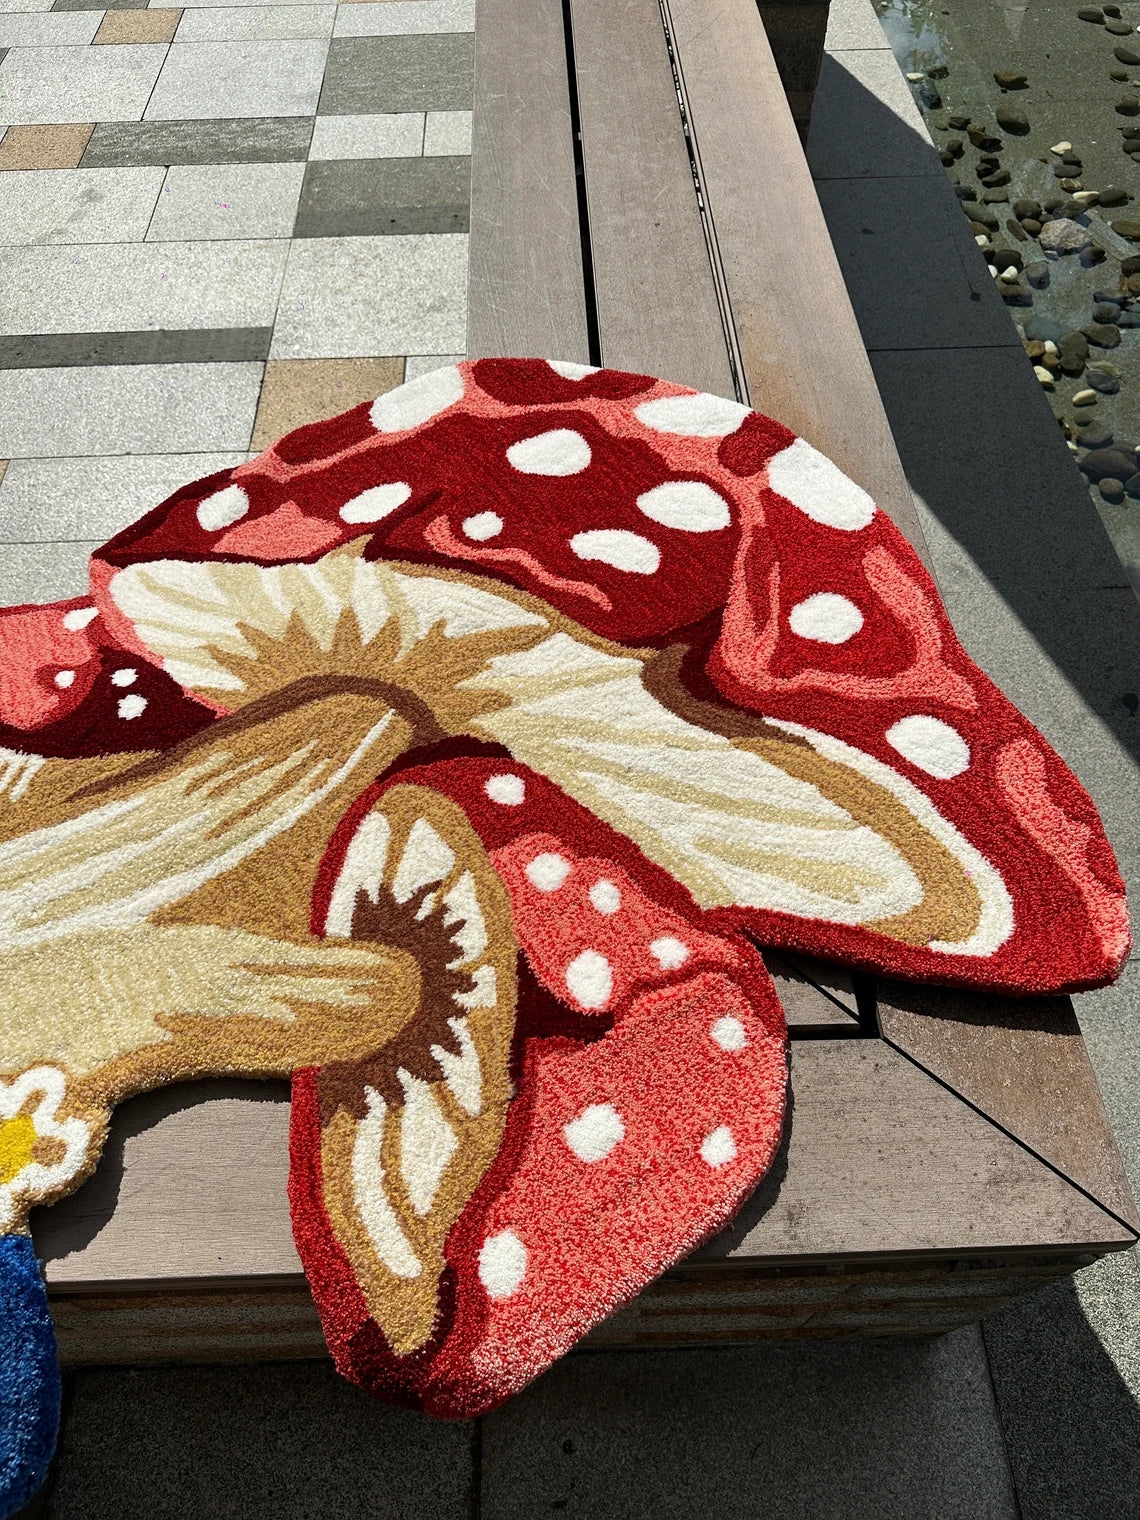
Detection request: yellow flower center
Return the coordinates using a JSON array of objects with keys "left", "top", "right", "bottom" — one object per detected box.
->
[{"left": 0, "top": 1114, "right": 37, "bottom": 1186}]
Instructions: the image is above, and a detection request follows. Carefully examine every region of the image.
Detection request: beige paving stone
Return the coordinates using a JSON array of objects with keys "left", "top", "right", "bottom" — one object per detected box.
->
[
  {"left": 0, "top": 461, "right": 7, "bottom": 491},
  {"left": 251, "top": 355, "right": 404, "bottom": 448},
  {"left": 94, "top": 8, "right": 182, "bottom": 44},
  {"left": 0, "top": 122, "right": 93, "bottom": 170}
]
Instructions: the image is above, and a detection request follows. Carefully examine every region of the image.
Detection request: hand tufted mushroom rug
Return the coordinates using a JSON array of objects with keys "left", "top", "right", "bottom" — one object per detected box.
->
[{"left": 0, "top": 359, "right": 1128, "bottom": 1514}]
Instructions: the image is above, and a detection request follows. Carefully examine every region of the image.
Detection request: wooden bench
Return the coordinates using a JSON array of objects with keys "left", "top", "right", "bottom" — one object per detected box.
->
[{"left": 35, "top": 0, "right": 1138, "bottom": 1364}]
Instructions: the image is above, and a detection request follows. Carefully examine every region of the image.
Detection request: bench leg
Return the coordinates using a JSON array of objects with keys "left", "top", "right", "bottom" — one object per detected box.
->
[{"left": 754, "top": 0, "right": 830, "bottom": 139}]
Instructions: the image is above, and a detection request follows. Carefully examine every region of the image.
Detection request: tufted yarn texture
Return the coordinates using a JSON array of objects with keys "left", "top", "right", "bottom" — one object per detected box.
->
[{"left": 0, "top": 360, "right": 1127, "bottom": 1514}]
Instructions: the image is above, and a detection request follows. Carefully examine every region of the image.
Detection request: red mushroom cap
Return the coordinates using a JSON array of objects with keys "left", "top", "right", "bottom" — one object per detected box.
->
[{"left": 89, "top": 358, "right": 1128, "bottom": 995}]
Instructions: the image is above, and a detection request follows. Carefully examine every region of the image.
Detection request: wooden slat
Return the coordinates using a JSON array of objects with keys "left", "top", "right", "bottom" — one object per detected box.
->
[
  {"left": 568, "top": 0, "right": 735, "bottom": 395},
  {"left": 35, "top": 1041, "right": 1132, "bottom": 1292},
  {"left": 877, "top": 982, "right": 1140, "bottom": 1229},
  {"left": 49, "top": 1252, "right": 1091, "bottom": 1365},
  {"left": 698, "top": 1041, "right": 1135, "bottom": 1262},
  {"left": 763, "top": 951, "right": 860, "bottom": 1030},
  {"left": 663, "top": 0, "right": 926, "bottom": 552},
  {"left": 467, "top": 0, "right": 590, "bottom": 363}
]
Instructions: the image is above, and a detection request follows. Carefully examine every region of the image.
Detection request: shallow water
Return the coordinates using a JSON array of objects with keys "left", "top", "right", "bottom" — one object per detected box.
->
[{"left": 875, "top": 0, "right": 1140, "bottom": 589}]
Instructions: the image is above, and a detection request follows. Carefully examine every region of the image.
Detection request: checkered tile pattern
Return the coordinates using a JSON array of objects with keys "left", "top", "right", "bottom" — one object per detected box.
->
[{"left": 0, "top": 0, "right": 473, "bottom": 600}]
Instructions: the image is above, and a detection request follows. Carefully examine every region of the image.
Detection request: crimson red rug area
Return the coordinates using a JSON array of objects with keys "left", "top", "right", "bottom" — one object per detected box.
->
[{"left": 0, "top": 360, "right": 1128, "bottom": 1511}]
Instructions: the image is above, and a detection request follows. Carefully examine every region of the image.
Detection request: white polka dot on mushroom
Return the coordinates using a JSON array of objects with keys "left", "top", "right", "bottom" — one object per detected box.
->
[
  {"left": 110, "top": 668, "right": 137, "bottom": 688},
  {"left": 563, "top": 1103, "right": 625, "bottom": 1163},
  {"left": 526, "top": 853, "right": 571, "bottom": 892},
  {"left": 634, "top": 392, "right": 750, "bottom": 437},
  {"left": 766, "top": 438, "right": 876, "bottom": 531},
  {"left": 885, "top": 715, "right": 970, "bottom": 779},
  {"left": 462, "top": 511, "right": 503, "bottom": 541},
  {"left": 547, "top": 359, "right": 601, "bottom": 380},
  {"left": 507, "top": 429, "right": 592, "bottom": 476},
  {"left": 484, "top": 774, "right": 526, "bottom": 805},
  {"left": 788, "top": 593, "right": 864, "bottom": 644},
  {"left": 478, "top": 1230, "right": 528, "bottom": 1299},
  {"left": 117, "top": 695, "right": 147, "bottom": 720},
  {"left": 636, "top": 481, "right": 731, "bottom": 533},
  {"left": 197, "top": 483, "right": 249, "bottom": 532},
  {"left": 710, "top": 1016, "right": 748, "bottom": 1052},
  {"left": 370, "top": 365, "right": 464, "bottom": 432},
  {"left": 589, "top": 879, "right": 621, "bottom": 915},
  {"left": 701, "top": 1126, "right": 737, "bottom": 1168},
  {"left": 340, "top": 482, "right": 412, "bottom": 524},
  {"left": 53, "top": 670, "right": 75, "bottom": 689},
  {"left": 61, "top": 607, "right": 97, "bottom": 632},
  {"left": 650, "top": 936, "right": 689, "bottom": 970},
  {"left": 570, "top": 529, "right": 660, "bottom": 574},
  {"left": 565, "top": 949, "right": 613, "bottom": 1010}
]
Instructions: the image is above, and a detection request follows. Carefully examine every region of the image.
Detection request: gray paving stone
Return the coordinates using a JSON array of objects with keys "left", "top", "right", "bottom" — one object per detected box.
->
[
  {"left": 0, "top": 166, "right": 163, "bottom": 245},
  {"left": 816, "top": 175, "right": 1022, "bottom": 351},
  {"left": 984, "top": 1255, "right": 1140, "bottom": 1520},
  {"left": 0, "top": 451, "right": 252, "bottom": 540},
  {"left": 295, "top": 153, "right": 468, "bottom": 237},
  {"left": 6, "top": 0, "right": 55, "bottom": 11},
  {"left": 147, "top": 160, "right": 306, "bottom": 240},
  {"left": 174, "top": 3, "right": 335, "bottom": 42},
  {"left": 424, "top": 107, "right": 470, "bottom": 155},
  {"left": 145, "top": 38, "right": 329, "bottom": 120},
  {"left": 45, "top": 1362, "right": 474, "bottom": 1520},
  {"left": 332, "top": 0, "right": 474, "bottom": 37},
  {"left": 1074, "top": 961, "right": 1140, "bottom": 1193},
  {"left": 870, "top": 347, "right": 1140, "bottom": 942},
  {"left": 483, "top": 1331, "right": 1018, "bottom": 1519},
  {"left": 0, "top": 328, "right": 272, "bottom": 368},
  {"left": 0, "top": 9, "right": 97, "bottom": 42},
  {"left": 0, "top": 240, "right": 289, "bottom": 335},
  {"left": 0, "top": 540, "right": 100, "bottom": 604},
  {"left": 81, "top": 116, "right": 314, "bottom": 168},
  {"left": 0, "top": 43, "right": 167, "bottom": 125},
  {"left": 807, "top": 49, "right": 942, "bottom": 179},
  {"left": 52, "top": 0, "right": 146, "bottom": 10},
  {"left": 270, "top": 231, "right": 467, "bottom": 358},
  {"left": 824, "top": 0, "right": 890, "bottom": 49},
  {"left": 317, "top": 33, "right": 474, "bottom": 115},
  {"left": 307, "top": 109, "right": 424, "bottom": 159},
  {"left": 404, "top": 352, "right": 464, "bottom": 379},
  {"left": 0, "top": 362, "right": 262, "bottom": 455}
]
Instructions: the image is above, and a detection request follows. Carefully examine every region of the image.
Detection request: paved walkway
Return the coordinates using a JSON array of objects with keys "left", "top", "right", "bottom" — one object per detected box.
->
[
  {"left": 4, "top": 0, "right": 1140, "bottom": 1515},
  {"left": 0, "top": 0, "right": 471, "bottom": 606}
]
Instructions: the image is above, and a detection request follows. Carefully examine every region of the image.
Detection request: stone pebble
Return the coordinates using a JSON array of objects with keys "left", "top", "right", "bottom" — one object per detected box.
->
[
  {"left": 1098, "top": 186, "right": 1130, "bottom": 205},
  {"left": 1087, "top": 366, "right": 1122, "bottom": 393},
  {"left": 1093, "top": 301, "right": 1123, "bottom": 322},
  {"left": 1077, "top": 422, "right": 1113, "bottom": 446},
  {"left": 1117, "top": 96, "right": 1140, "bottom": 114},
  {"left": 1111, "top": 66, "right": 1131, "bottom": 80},
  {"left": 1082, "top": 322, "right": 1123, "bottom": 347},
  {"left": 1081, "top": 447, "right": 1136, "bottom": 479},
  {"left": 1115, "top": 44, "right": 1140, "bottom": 63},
  {"left": 1108, "top": 17, "right": 1135, "bottom": 31},
  {"left": 1025, "top": 314, "right": 1064, "bottom": 341},
  {"left": 1077, "top": 6, "right": 1104, "bottom": 18},
  {"left": 1100, "top": 478, "right": 1126, "bottom": 500},
  {"left": 1038, "top": 218, "right": 1093, "bottom": 251},
  {"left": 1111, "top": 218, "right": 1140, "bottom": 237},
  {"left": 1074, "top": 389, "right": 1099, "bottom": 405},
  {"left": 1126, "top": 473, "right": 1140, "bottom": 497}
]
